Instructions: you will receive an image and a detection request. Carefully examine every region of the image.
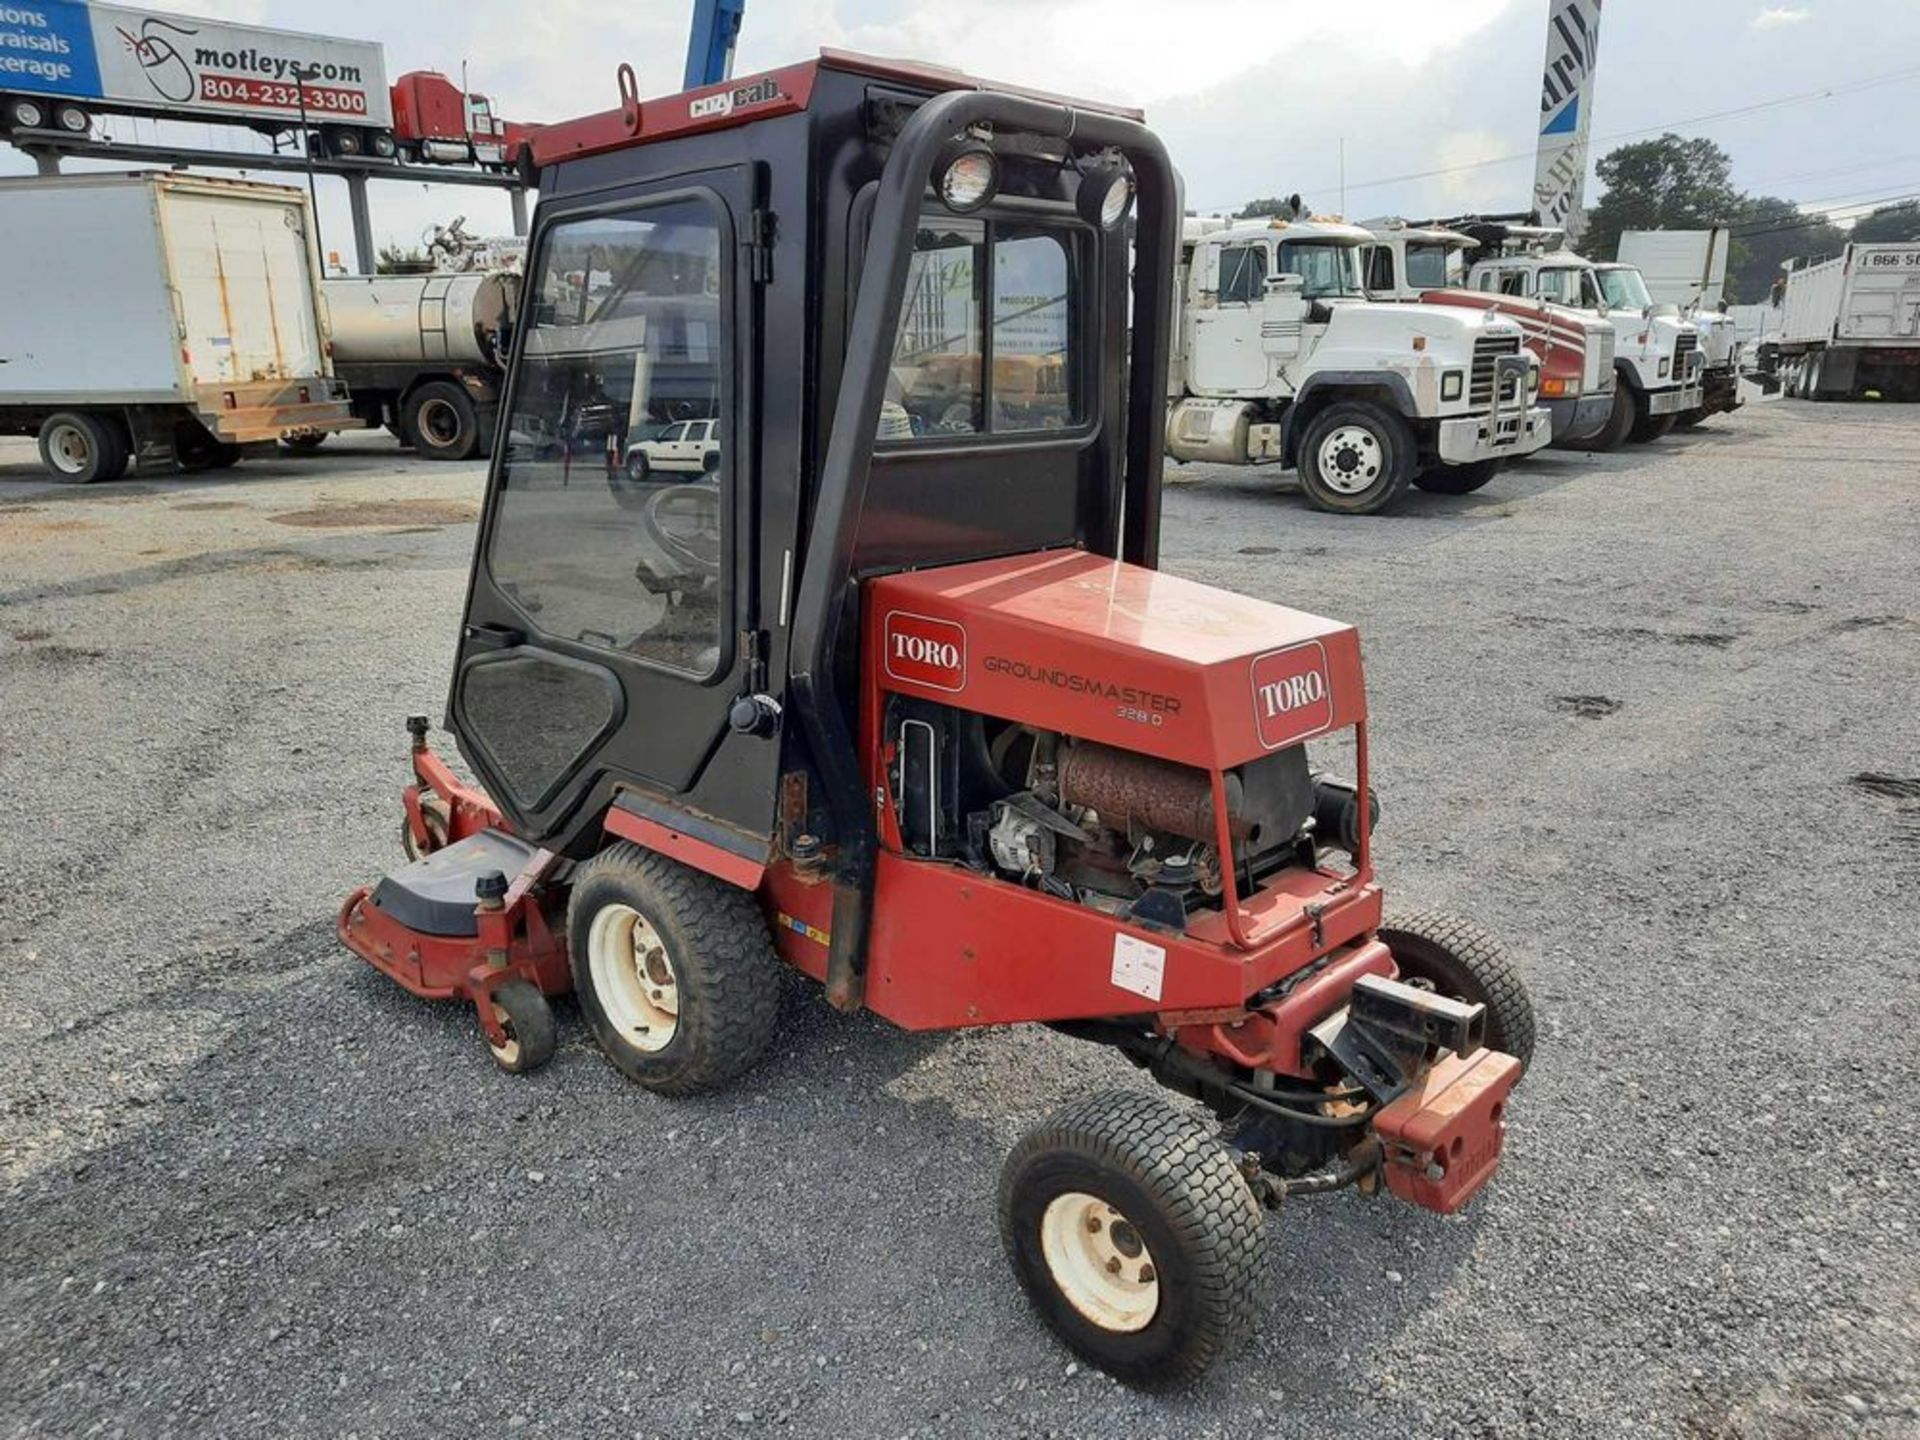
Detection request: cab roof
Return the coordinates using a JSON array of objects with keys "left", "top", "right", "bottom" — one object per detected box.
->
[
  {"left": 1184, "top": 214, "right": 1375, "bottom": 247},
  {"left": 531, "top": 48, "right": 1144, "bottom": 168},
  {"left": 1361, "top": 218, "right": 1477, "bottom": 249}
]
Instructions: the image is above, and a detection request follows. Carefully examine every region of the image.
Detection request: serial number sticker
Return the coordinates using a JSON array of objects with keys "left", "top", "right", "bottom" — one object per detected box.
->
[{"left": 1111, "top": 932, "right": 1166, "bottom": 1002}]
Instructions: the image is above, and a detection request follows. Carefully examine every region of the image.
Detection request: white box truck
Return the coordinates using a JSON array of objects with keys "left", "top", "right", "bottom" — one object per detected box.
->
[
  {"left": 0, "top": 170, "right": 354, "bottom": 481},
  {"left": 1774, "top": 244, "right": 1920, "bottom": 401}
]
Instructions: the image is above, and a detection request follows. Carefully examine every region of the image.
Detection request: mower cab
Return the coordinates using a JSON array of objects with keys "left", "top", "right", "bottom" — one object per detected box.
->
[{"left": 338, "top": 50, "right": 1533, "bottom": 1385}]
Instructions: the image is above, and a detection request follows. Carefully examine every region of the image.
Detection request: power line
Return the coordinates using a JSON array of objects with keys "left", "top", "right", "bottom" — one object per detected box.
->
[{"left": 1196, "top": 60, "right": 1920, "bottom": 214}]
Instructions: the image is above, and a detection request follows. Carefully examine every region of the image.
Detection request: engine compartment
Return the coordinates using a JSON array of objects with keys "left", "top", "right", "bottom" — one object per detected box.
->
[{"left": 885, "top": 697, "right": 1372, "bottom": 933}]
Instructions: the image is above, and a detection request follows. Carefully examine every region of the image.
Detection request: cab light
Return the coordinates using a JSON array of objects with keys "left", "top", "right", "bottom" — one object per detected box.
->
[
  {"left": 1526, "top": 362, "right": 1540, "bottom": 394},
  {"left": 1412, "top": 335, "right": 1427, "bottom": 352},
  {"left": 1076, "top": 162, "right": 1135, "bottom": 229},
  {"left": 1659, "top": 357, "right": 1670, "bottom": 377},
  {"left": 936, "top": 143, "right": 999, "bottom": 214},
  {"left": 1441, "top": 370, "right": 1463, "bottom": 401},
  {"left": 1541, "top": 376, "right": 1571, "bottom": 397}
]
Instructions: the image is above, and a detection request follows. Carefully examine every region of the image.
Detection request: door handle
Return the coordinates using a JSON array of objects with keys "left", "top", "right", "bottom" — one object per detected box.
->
[{"left": 466, "top": 623, "right": 525, "bottom": 650}]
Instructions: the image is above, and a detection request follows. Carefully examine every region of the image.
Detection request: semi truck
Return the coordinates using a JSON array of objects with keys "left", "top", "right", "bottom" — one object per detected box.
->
[
  {"left": 1773, "top": 244, "right": 1920, "bottom": 401},
  {"left": 1168, "top": 213, "right": 1551, "bottom": 514},
  {"left": 1361, "top": 218, "right": 1617, "bottom": 447},
  {"left": 0, "top": 2, "right": 531, "bottom": 169},
  {"left": 305, "top": 271, "right": 519, "bottom": 461},
  {"left": 1454, "top": 221, "right": 1702, "bottom": 446},
  {"left": 0, "top": 170, "right": 354, "bottom": 481},
  {"left": 1616, "top": 229, "right": 1743, "bottom": 425}
]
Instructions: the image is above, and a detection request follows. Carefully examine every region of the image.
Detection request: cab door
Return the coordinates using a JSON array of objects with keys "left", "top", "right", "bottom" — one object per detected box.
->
[
  {"left": 1188, "top": 241, "right": 1271, "bottom": 393},
  {"left": 449, "top": 168, "right": 775, "bottom": 850}
]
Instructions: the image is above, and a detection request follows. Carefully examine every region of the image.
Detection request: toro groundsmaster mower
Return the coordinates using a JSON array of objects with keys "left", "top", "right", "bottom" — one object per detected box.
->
[{"left": 338, "top": 51, "right": 1534, "bottom": 1384}]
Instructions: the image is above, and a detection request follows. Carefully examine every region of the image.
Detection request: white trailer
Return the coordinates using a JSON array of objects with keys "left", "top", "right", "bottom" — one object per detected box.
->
[
  {"left": 0, "top": 170, "right": 354, "bottom": 481},
  {"left": 1617, "top": 229, "right": 1731, "bottom": 309},
  {"left": 1775, "top": 244, "right": 1920, "bottom": 401}
]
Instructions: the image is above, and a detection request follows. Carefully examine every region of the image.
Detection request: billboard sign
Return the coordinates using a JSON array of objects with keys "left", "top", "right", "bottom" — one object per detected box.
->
[
  {"left": 1534, "top": 0, "right": 1603, "bottom": 242},
  {"left": 0, "top": 2, "right": 391, "bottom": 128}
]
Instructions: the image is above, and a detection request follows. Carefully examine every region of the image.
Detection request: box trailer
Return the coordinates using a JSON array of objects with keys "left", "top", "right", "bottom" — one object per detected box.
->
[
  {"left": 1776, "top": 243, "right": 1920, "bottom": 401},
  {"left": 1617, "top": 229, "right": 1730, "bottom": 308},
  {"left": 0, "top": 170, "right": 355, "bottom": 481}
]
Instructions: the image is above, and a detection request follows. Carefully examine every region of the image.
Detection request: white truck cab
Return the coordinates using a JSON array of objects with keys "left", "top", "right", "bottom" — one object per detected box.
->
[
  {"left": 1462, "top": 230, "right": 1703, "bottom": 446},
  {"left": 1169, "top": 214, "right": 1551, "bottom": 514},
  {"left": 1360, "top": 219, "right": 1617, "bottom": 448}
]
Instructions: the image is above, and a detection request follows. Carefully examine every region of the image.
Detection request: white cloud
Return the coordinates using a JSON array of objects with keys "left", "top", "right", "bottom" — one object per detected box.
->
[{"left": 1753, "top": 6, "right": 1812, "bottom": 27}]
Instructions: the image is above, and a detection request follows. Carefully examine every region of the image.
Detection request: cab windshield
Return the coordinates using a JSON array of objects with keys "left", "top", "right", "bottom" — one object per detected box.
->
[
  {"left": 1403, "top": 242, "right": 1456, "bottom": 290},
  {"left": 1533, "top": 267, "right": 1591, "bottom": 306},
  {"left": 1596, "top": 266, "right": 1654, "bottom": 311},
  {"left": 1277, "top": 241, "right": 1363, "bottom": 299}
]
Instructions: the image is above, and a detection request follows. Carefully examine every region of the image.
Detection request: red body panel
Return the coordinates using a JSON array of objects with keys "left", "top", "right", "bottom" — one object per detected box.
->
[
  {"left": 1374, "top": 1048, "right": 1521, "bottom": 1213},
  {"left": 391, "top": 71, "right": 468, "bottom": 143},
  {"left": 605, "top": 804, "right": 766, "bottom": 891},
  {"left": 865, "top": 550, "right": 1365, "bottom": 771}
]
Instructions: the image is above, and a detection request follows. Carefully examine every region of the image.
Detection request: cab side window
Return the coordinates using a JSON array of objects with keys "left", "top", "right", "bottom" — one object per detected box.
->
[
  {"left": 1500, "top": 272, "right": 1528, "bottom": 296},
  {"left": 1365, "top": 246, "right": 1395, "bottom": 293},
  {"left": 1218, "top": 243, "right": 1267, "bottom": 304}
]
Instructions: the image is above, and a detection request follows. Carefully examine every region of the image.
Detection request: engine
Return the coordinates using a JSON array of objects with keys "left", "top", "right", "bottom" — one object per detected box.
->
[{"left": 885, "top": 698, "right": 1373, "bottom": 931}]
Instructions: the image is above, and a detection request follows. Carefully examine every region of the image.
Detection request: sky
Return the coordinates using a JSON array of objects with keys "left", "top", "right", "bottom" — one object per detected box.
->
[{"left": 5, "top": 0, "right": 1917, "bottom": 268}]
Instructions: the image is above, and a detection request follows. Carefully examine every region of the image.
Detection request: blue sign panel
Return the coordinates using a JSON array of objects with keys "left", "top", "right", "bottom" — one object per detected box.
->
[{"left": 0, "top": 2, "right": 102, "bottom": 98}]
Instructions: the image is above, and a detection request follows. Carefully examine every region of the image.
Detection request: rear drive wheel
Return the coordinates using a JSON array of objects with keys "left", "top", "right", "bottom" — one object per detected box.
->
[
  {"left": 1378, "top": 911, "right": 1536, "bottom": 1072},
  {"left": 1000, "top": 1089, "right": 1265, "bottom": 1386},
  {"left": 403, "top": 381, "right": 481, "bottom": 461},
  {"left": 1804, "top": 353, "right": 1825, "bottom": 402},
  {"left": 36, "top": 412, "right": 127, "bottom": 484},
  {"left": 53, "top": 102, "right": 89, "bottom": 134},
  {"left": 1412, "top": 458, "right": 1501, "bottom": 495},
  {"left": 1295, "top": 401, "right": 1415, "bottom": 515},
  {"left": 567, "top": 843, "right": 780, "bottom": 1095},
  {"left": 485, "top": 978, "right": 556, "bottom": 1074}
]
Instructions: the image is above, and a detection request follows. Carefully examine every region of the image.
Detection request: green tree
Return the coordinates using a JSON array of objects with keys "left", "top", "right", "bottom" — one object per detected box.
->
[
  {"left": 1236, "top": 195, "right": 1304, "bottom": 219},
  {"left": 1580, "top": 134, "right": 1742, "bottom": 262},
  {"left": 1728, "top": 195, "right": 1847, "bottom": 303},
  {"left": 376, "top": 243, "right": 431, "bottom": 275},
  {"left": 1849, "top": 200, "right": 1920, "bottom": 244}
]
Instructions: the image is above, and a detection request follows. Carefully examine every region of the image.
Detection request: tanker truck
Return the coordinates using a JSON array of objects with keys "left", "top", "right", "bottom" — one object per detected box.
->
[{"left": 296, "top": 271, "right": 519, "bottom": 461}]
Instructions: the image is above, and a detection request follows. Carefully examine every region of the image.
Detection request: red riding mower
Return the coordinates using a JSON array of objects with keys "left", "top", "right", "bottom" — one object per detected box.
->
[{"left": 338, "top": 51, "right": 1534, "bottom": 1384}]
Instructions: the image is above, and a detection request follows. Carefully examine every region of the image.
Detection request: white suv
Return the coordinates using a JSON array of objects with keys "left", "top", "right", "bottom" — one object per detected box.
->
[{"left": 625, "top": 418, "right": 720, "bottom": 477}]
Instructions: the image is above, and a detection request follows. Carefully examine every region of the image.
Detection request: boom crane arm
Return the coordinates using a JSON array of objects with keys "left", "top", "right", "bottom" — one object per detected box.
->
[{"left": 684, "top": 0, "right": 748, "bottom": 89}]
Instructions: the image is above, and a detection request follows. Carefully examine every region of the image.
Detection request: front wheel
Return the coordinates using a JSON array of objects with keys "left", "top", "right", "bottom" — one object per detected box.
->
[
  {"left": 1585, "top": 383, "right": 1635, "bottom": 452},
  {"left": 485, "top": 978, "right": 556, "bottom": 1074},
  {"left": 999, "top": 1089, "right": 1265, "bottom": 1387},
  {"left": 1412, "top": 458, "right": 1501, "bottom": 495},
  {"left": 1674, "top": 407, "right": 1708, "bottom": 429},
  {"left": 1379, "top": 911, "right": 1536, "bottom": 1072},
  {"left": 1629, "top": 399, "right": 1675, "bottom": 443},
  {"left": 1295, "top": 401, "right": 1415, "bottom": 515}
]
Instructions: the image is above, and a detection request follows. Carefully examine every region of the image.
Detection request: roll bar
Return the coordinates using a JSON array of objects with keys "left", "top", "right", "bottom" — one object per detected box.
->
[{"left": 786, "top": 88, "right": 1180, "bottom": 1008}]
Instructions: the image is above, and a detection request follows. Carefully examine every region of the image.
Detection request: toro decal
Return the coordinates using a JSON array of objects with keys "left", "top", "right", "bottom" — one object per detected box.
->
[
  {"left": 884, "top": 611, "right": 968, "bottom": 693},
  {"left": 1250, "top": 641, "right": 1334, "bottom": 749}
]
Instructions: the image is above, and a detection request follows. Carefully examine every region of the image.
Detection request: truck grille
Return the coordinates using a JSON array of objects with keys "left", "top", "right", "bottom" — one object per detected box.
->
[
  {"left": 1471, "top": 334, "right": 1522, "bottom": 407},
  {"left": 1673, "top": 330, "right": 1699, "bottom": 380}
]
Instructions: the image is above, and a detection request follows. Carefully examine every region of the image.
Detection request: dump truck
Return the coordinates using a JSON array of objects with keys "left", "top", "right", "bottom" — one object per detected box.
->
[
  {"left": 0, "top": 170, "right": 353, "bottom": 481},
  {"left": 1616, "top": 229, "right": 1743, "bottom": 425},
  {"left": 1774, "top": 244, "right": 1920, "bottom": 401},
  {"left": 305, "top": 271, "right": 519, "bottom": 460},
  {"left": 1168, "top": 212, "right": 1551, "bottom": 513},
  {"left": 1361, "top": 218, "right": 1616, "bottom": 447}
]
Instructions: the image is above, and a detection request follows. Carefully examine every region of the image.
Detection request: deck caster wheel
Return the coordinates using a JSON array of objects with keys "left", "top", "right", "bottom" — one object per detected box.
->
[
  {"left": 566, "top": 842, "right": 780, "bottom": 1095},
  {"left": 1379, "top": 910, "right": 1536, "bottom": 1072},
  {"left": 485, "top": 978, "right": 556, "bottom": 1074},
  {"left": 402, "top": 796, "right": 452, "bottom": 861},
  {"left": 999, "top": 1089, "right": 1265, "bottom": 1387}
]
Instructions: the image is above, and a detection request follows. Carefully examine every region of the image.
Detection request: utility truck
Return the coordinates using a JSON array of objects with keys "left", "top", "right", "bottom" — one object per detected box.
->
[
  {"left": 309, "top": 271, "right": 519, "bottom": 460},
  {"left": 1361, "top": 218, "right": 1616, "bottom": 447},
  {"left": 1773, "top": 244, "right": 1920, "bottom": 401},
  {"left": 1617, "top": 229, "right": 1743, "bottom": 425},
  {"left": 0, "top": 170, "right": 353, "bottom": 481},
  {"left": 1169, "top": 213, "right": 1550, "bottom": 513},
  {"left": 1456, "top": 220, "right": 1702, "bottom": 447}
]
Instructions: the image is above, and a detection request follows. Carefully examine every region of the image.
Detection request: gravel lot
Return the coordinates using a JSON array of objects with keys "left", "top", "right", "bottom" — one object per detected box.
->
[{"left": 2, "top": 405, "right": 1916, "bottom": 1440}]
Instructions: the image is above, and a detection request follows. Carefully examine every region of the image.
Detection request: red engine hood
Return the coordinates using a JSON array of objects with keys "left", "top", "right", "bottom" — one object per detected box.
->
[
  {"left": 1420, "top": 287, "right": 1591, "bottom": 379},
  {"left": 865, "top": 551, "right": 1365, "bottom": 770}
]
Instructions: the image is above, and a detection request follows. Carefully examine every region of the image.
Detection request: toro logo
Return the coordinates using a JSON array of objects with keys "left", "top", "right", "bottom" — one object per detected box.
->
[
  {"left": 884, "top": 612, "right": 967, "bottom": 693},
  {"left": 1250, "top": 641, "right": 1334, "bottom": 749}
]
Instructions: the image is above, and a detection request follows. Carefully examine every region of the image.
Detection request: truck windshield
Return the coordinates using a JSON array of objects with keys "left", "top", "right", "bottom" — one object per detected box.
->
[
  {"left": 1532, "top": 267, "right": 1590, "bottom": 306},
  {"left": 1596, "top": 267, "right": 1654, "bottom": 311},
  {"left": 1278, "top": 242, "right": 1362, "bottom": 298},
  {"left": 1403, "top": 243, "right": 1454, "bottom": 290}
]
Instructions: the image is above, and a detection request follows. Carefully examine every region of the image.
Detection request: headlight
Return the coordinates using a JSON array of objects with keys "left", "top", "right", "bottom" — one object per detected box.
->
[
  {"left": 1527, "top": 362, "right": 1540, "bottom": 394},
  {"left": 1441, "top": 370, "right": 1463, "bottom": 402},
  {"left": 1076, "top": 162, "right": 1135, "bottom": 229},
  {"left": 936, "top": 143, "right": 999, "bottom": 213},
  {"left": 1659, "top": 357, "right": 1670, "bottom": 377}
]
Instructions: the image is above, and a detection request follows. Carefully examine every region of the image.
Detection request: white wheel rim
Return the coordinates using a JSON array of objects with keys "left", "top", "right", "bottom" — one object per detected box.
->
[
  {"left": 1316, "top": 425, "right": 1383, "bottom": 494},
  {"left": 1039, "top": 1191, "right": 1160, "bottom": 1333},
  {"left": 588, "top": 903, "right": 679, "bottom": 1052},
  {"left": 17, "top": 102, "right": 45, "bottom": 129},
  {"left": 488, "top": 1000, "right": 521, "bottom": 1066},
  {"left": 47, "top": 424, "right": 91, "bottom": 475}
]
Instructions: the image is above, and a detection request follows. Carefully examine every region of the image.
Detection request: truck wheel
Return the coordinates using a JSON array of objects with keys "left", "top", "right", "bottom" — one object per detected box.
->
[
  {"left": 999, "top": 1089, "right": 1265, "bottom": 1386},
  {"left": 1628, "top": 404, "right": 1675, "bottom": 443},
  {"left": 1586, "top": 385, "right": 1634, "bottom": 452},
  {"left": 1412, "top": 458, "right": 1500, "bottom": 495},
  {"left": 322, "top": 125, "right": 365, "bottom": 158},
  {"left": 174, "top": 423, "right": 242, "bottom": 472},
  {"left": 1295, "top": 401, "right": 1415, "bottom": 515},
  {"left": 403, "top": 382, "right": 481, "bottom": 461},
  {"left": 281, "top": 432, "right": 328, "bottom": 452},
  {"left": 1804, "top": 354, "right": 1825, "bottom": 402},
  {"left": 52, "top": 102, "right": 89, "bottom": 135},
  {"left": 37, "top": 412, "right": 127, "bottom": 484},
  {"left": 1378, "top": 911, "right": 1536, "bottom": 1072},
  {"left": 567, "top": 842, "right": 780, "bottom": 1096},
  {"left": 4, "top": 96, "right": 48, "bottom": 131},
  {"left": 1674, "top": 408, "right": 1708, "bottom": 429}
]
